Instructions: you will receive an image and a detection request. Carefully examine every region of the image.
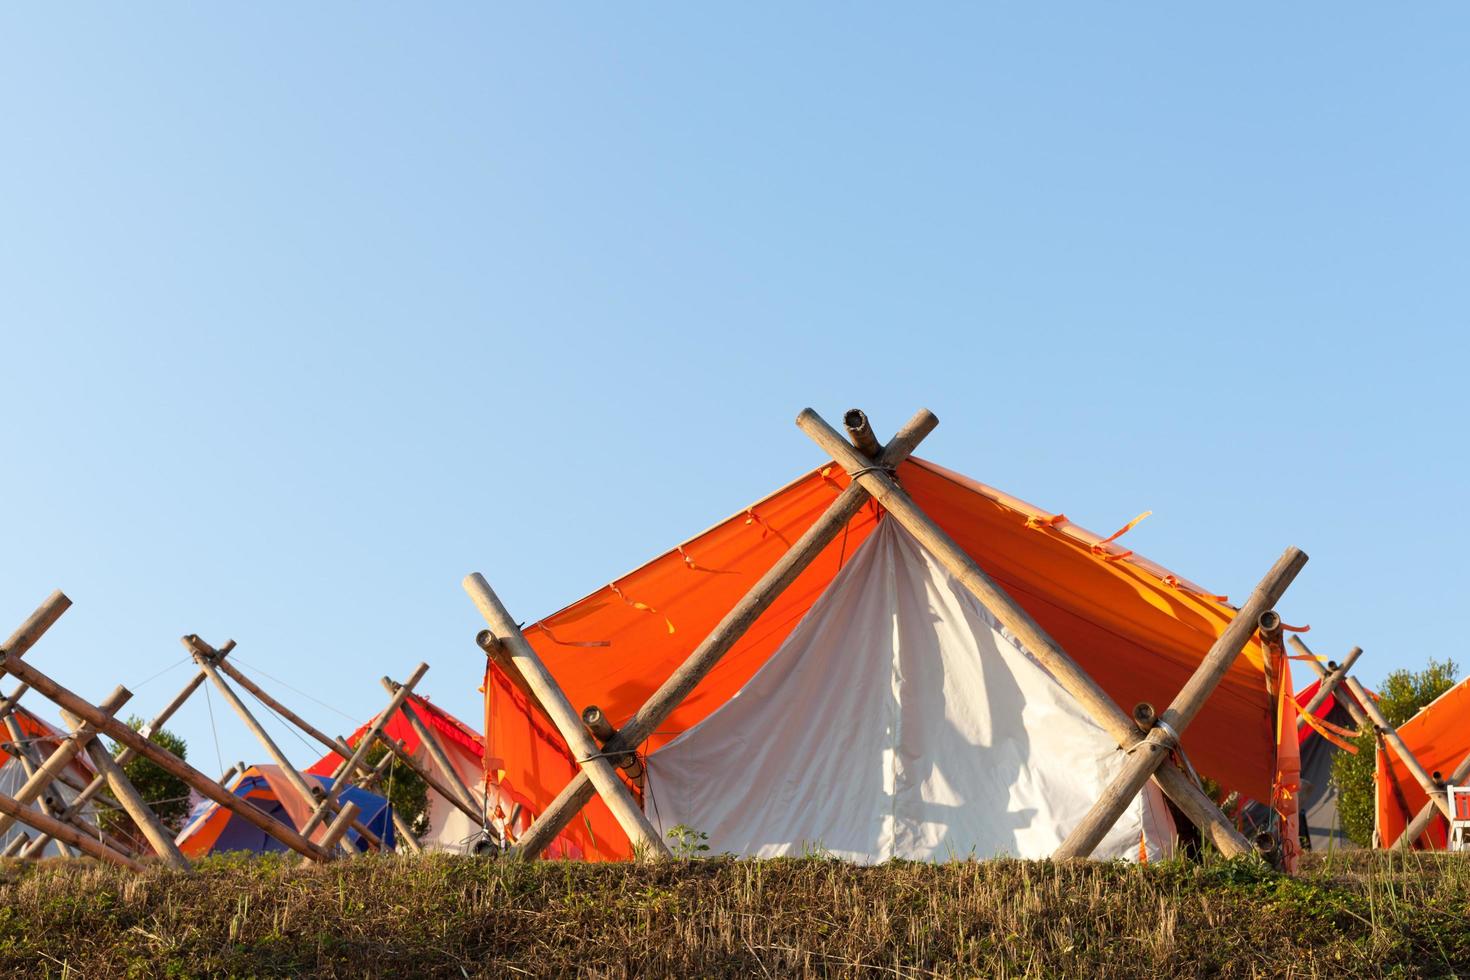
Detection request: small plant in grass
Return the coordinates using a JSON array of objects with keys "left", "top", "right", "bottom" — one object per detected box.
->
[{"left": 665, "top": 824, "right": 709, "bottom": 860}]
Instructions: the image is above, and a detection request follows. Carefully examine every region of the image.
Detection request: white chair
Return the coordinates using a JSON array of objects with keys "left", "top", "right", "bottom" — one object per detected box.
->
[{"left": 1447, "top": 785, "right": 1470, "bottom": 852}]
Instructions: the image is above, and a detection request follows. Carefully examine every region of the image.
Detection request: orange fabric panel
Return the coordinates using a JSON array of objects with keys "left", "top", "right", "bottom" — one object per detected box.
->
[
  {"left": 1376, "top": 676, "right": 1470, "bottom": 849},
  {"left": 485, "top": 456, "right": 1281, "bottom": 859},
  {"left": 484, "top": 467, "right": 880, "bottom": 860}
]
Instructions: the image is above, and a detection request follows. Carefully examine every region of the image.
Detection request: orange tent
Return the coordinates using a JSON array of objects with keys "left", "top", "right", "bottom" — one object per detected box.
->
[
  {"left": 1375, "top": 676, "right": 1470, "bottom": 849},
  {"left": 485, "top": 456, "right": 1294, "bottom": 860}
]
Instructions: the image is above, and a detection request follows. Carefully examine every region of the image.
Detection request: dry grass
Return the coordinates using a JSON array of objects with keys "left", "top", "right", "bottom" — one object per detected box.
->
[{"left": 0, "top": 850, "right": 1466, "bottom": 978}]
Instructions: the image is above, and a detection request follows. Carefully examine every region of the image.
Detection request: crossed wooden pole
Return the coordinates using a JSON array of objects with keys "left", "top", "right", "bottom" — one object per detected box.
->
[
  {"left": 470, "top": 408, "right": 1307, "bottom": 862},
  {"left": 0, "top": 592, "right": 336, "bottom": 865}
]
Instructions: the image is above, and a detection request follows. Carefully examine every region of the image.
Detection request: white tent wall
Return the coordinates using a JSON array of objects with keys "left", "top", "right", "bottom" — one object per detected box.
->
[
  {"left": 645, "top": 519, "right": 1176, "bottom": 863},
  {"left": 412, "top": 737, "right": 494, "bottom": 853},
  {"left": 0, "top": 757, "right": 100, "bottom": 859}
]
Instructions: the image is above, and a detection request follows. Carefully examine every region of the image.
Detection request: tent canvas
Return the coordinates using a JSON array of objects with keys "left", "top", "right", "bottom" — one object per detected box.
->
[
  {"left": 646, "top": 520, "right": 1175, "bottom": 861},
  {"left": 175, "top": 764, "right": 394, "bottom": 857},
  {"left": 484, "top": 455, "right": 1294, "bottom": 862},
  {"left": 0, "top": 705, "right": 100, "bottom": 858},
  {"left": 1376, "top": 675, "right": 1470, "bottom": 850}
]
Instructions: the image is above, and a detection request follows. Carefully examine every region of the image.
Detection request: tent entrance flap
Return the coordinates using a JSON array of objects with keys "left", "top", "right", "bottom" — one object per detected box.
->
[{"left": 646, "top": 520, "right": 1176, "bottom": 862}]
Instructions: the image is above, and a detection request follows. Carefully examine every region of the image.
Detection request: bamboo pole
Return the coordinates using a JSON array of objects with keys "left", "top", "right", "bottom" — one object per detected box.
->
[
  {"left": 842, "top": 408, "right": 881, "bottom": 459},
  {"left": 506, "top": 408, "right": 938, "bottom": 859},
  {"left": 0, "top": 683, "right": 29, "bottom": 721},
  {"left": 185, "top": 636, "right": 375, "bottom": 856},
  {"left": 16, "top": 650, "right": 233, "bottom": 862},
  {"left": 464, "top": 575, "right": 670, "bottom": 860},
  {"left": 1290, "top": 636, "right": 1370, "bottom": 728},
  {"left": 1343, "top": 673, "right": 1453, "bottom": 822},
  {"left": 797, "top": 408, "right": 1276, "bottom": 859},
  {"left": 1394, "top": 748, "right": 1470, "bottom": 850},
  {"left": 379, "top": 679, "right": 479, "bottom": 816},
  {"left": 1055, "top": 587, "right": 1305, "bottom": 859},
  {"left": 66, "top": 710, "right": 191, "bottom": 871},
  {"left": 0, "top": 591, "right": 72, "bottom": 661},
  {"left": 298, "top": 664, "right": 429, "bottom": 839},
  {"left": 1295, "top": 646, "right": 1363, "bottom": 732},
  {"left": 0, "top": 789, "right": 143, "bottom": 871},
  {"left": 0, "top": 687, "right": 131, "bottom": 838},
  {"left": 0, "top": 648, "right": 332, "bottom": 862},
  {"left": 301, "top": 801, "right": 361, "bottom": 869}
]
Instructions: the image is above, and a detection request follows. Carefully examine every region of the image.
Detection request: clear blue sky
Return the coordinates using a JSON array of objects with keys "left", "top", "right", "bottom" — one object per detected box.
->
[{"left": 2, "top": 6, "right": 1465, "bottom": 773}]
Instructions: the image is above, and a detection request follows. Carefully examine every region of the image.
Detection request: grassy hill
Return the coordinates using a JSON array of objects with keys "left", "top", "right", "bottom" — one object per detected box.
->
[{"left": 0, "top": 851, "right": 1466, "bottom": 977}]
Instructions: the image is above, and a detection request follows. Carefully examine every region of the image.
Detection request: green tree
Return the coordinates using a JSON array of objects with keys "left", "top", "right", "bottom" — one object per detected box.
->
[
  {"left": 362, "top": 741, "right": 430, "bottom": 839},
  {"left": 100, "top": 716, "right": 192, "bottom": 843},
  {"left": 1332, "top": 657, "right": 1459, "bottom": 847}
]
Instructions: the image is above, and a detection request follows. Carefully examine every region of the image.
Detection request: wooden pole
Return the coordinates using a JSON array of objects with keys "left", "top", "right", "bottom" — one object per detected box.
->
[
  {"left": 1295, "top": 646, "right": 1363, "bottom": 731},
  {"left": 184, "top": 636, "right": 373, "bottom": 856},
  {"left": 301, "top": 801, "right": 361, "bottom": 869},
  {"left": 1290, "top": 636, "right": 1370, "bottom": 728},
  {"left": 0, "top": 686, "right": 131, "bottom": 838},
  {"left": 379, "top": 679, "right": 480, "bottom": 816},
  {"left": 1054, "top": 587, "right": 1305, "bottom": 859},
  {"left": 16, "top": 650, "right": 233, "bottom": 862},
  {"left": 0, "top": 649, "right": 332, "bottom": 862},
  {"left": 1394, "top": 748, "right": 1470, "bottom": 850},
  {"left": 0, "top": 591, "right": 72, "bottom": 662},
  {"left": 66, "top": 710, "right": 191, "bottom": 871},
  {"left": 0, "top": 788, "right": 143, "bottom": 871},
  {"left": 506, "top": 408, "right": 937, "bottom": 859},
  {"left": 1343, "top": 673, "right": 1453, "bottom": 822},
  {"left": 0, "top": 683, "right": 30, "bottom": 721},
  {"left": 797, "top": 408, "right": 1275, "bottom": 859},
  {"left": 464, "top": 574, "right": 670, "bottom": 860},
  {"left": 2, "top": 833, "right": 30, "bottom": 858}
]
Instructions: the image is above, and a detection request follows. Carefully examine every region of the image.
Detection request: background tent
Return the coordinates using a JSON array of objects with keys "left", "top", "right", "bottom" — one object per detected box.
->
[
  {"left": 175, "top": 764, "right": 393, "bottom": 857},
  {"left": 0, "top": 704, "right": 100, "bottom": 858},
  {"left": 1376, "top": 675, "right": 1470, "bottom": 849},
  {"left": 485, "top": 456, "right": 1294, "bottom": 861},
  {"left": 305, "top": 694, "right": 588, "bottom": 856}
]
